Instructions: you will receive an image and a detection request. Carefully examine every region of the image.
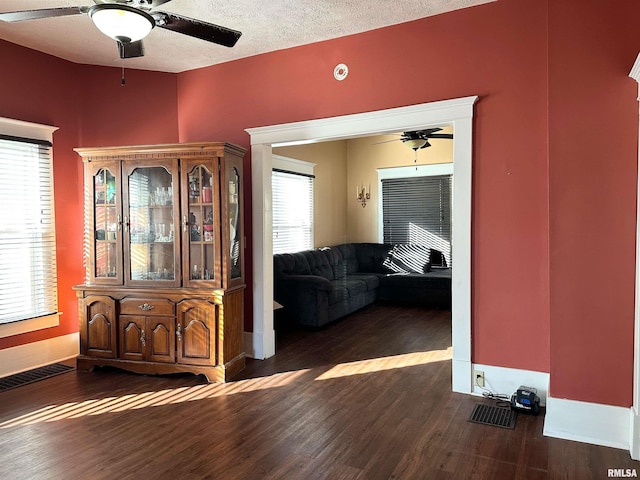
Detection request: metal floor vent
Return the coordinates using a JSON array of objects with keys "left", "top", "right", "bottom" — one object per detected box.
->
[
  {"left": 0, "top": 363, "right": 74, "bottom": 392},
  {"left": 468, "top": 403, "right": 517, "bottom": 429}
]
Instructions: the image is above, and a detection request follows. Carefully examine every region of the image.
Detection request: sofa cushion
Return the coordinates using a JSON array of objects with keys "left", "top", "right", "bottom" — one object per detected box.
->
[
  {"left": 302, "top": 249, "right": 335, "bottom": 280},
  {"left": 354, "top": 243, "right": 394, "bottom": 273},
  {"left": 380, "top": 271, "right": 451, "bottom": 291},
  {"left": 335, "top": 243, "right": 359, "bottom": 274},
  {"left": 327, "top": 278, "right": 368, "bottom": 304},
  {"left": 383, "top": 244, "right": 432, "bottom": 274},
  {"left": 378, "top": 270, "right": 452, "bottom": 306},
  {"left": 273, "top": 252, "right": 311, "bottom": 279},
  {"left": 347, "top": 273, "right": 381, "bottom": 291},
  {"left": 320, "top": 247, "right": 348, "bottom": 280}
]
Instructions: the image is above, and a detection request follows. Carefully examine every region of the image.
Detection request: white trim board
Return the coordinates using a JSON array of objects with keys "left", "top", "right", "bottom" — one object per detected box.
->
[
  {"left": 0, "top": 333, "right": 79, "bottom": 378},
  {"left": 272, "top": 154, "right": 316, "bottom": 175},
  {"left": 472, "top": 363, "right": 632, "bottom": 452},
  {"left": 0, "top": 313, "right": 61, "bottom": 339},
  {"left": 471, "top": 363, "right": 549, "bottom": 406},
  {"left": 0, "top": 116, "right": 58, "bottom": 142},
  {"left": 246, "top": 96, "right": 477, "bottom": 388},
  {"left": 544, "top": 397, "right": 631, "bottom": 451},
  {"left": 627, "top": 52, "right": 640, "bottom": 460}
]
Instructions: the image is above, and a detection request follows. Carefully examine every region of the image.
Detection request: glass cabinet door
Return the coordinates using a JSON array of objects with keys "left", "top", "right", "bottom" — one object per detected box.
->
[
  {"left": 183, "top": 161, "right": 221, "bottom": 287},
  {"left": 90, "top": 164, "right": 122, "bottom": 284},
  {"left": 125, "top": 163, "right": 180, "bottom": 286},
  {"left": 229, "top": 166, "right": 242, "bottom": 281}
]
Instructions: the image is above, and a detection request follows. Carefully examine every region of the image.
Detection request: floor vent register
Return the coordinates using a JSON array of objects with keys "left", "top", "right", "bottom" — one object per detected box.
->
[
  {"left": 468, "top": 403, "right": 517, "bottom": 429},
  {"left": 0, "top": 363, "right": 74, "bottom": 392}
]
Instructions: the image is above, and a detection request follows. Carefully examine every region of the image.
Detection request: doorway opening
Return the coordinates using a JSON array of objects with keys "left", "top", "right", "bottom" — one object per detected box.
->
[{"left": 246, "top": 95, "right": 477, "bottom": 394}]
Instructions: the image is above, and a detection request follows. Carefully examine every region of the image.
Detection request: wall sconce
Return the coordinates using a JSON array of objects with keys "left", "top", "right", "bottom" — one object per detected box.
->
[{"left": 356, "top": 183, "right": 370, "bottom": 208}]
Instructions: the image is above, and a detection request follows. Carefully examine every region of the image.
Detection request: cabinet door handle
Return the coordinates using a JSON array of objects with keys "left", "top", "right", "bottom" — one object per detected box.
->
[
  {"left": 176, "top": 323, "right": 182, "bottom": 342},
  {"left": 182, "top": 215, "right": 188, "bottom": 233},
  {"left": 138, "top": 303, "right": 154, "bottom": 311},
  {"left": 141, "top": 329, "right": 146, "bottom": 347},
  {"left": 116, "top": 214, "right": 122, "bottom": 232},
  {"left": 123, "top": 216, "right": 129, "bottom": 232}
]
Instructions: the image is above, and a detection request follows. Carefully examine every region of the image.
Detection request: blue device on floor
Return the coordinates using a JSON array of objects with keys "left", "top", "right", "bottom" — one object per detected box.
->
[{"left": 510, "top": 385, "right": 540, "bottom": 415}]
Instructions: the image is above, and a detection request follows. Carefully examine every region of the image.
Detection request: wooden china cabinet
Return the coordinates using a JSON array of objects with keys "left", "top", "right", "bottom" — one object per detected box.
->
[{"left": 73, "top": 142, "right": 246, "bottom": 382}]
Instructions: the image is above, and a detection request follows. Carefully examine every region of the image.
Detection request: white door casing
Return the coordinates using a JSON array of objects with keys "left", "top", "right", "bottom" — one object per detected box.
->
[{"left": 246, "top": 96, "right": 478, "bottom": 394}]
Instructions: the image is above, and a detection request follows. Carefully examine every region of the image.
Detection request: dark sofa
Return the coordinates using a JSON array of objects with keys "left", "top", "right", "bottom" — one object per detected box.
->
[{"left": 273, "top": 243, "right": 451, "bottom": 328}]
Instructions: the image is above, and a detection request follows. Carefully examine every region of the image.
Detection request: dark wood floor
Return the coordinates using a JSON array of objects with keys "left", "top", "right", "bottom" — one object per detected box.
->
[{"left": 0, "top": 304, "right": 637, "bottom": 479}]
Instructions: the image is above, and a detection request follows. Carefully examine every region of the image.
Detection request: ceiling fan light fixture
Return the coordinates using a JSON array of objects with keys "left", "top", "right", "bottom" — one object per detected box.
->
[
  {"left": 89, "top": 4, "right": 154, "bottom": 44},
  {"left": 403, "top": 138, "right": 428, "bottom": 151}
]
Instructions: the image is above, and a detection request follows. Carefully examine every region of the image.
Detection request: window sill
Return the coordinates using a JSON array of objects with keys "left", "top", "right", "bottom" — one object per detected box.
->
[{"left": 0, "top": 313, "right": 61, "bottom": 339}]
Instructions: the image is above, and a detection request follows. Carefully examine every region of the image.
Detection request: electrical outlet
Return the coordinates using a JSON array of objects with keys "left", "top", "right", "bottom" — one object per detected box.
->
[{"left": 474, "top": 370, "right": 485, "bottom": 388}]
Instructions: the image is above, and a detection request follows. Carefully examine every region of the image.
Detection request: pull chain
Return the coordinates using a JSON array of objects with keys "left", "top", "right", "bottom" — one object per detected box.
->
[{"left": 121, "top": 66, "right": 126, "bottom": 87}]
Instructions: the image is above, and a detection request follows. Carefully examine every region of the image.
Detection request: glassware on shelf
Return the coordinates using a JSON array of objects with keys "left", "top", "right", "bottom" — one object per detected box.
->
[
  {"left": 229, "top": 167, "right": 241, "bottom": 279},
  {"left": 189, "top": 212, "right": 200, "bottom": 241},
  {"left": 202, "top": 176, "right": 213, "bottom": 203},
  {"left": 203, "top": 209, "right": 214, "bottom": 242},
  {"left": 188, "top": 172, "right": 200, "bottom": 201}
]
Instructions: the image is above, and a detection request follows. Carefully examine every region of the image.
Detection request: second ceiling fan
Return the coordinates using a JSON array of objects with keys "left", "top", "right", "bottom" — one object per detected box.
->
[
  {"left": 376, "top": 128, "right": 454, "bottom": 164},
  {"left": 393, "top": 128, "right": 454, "bottom": 150}
]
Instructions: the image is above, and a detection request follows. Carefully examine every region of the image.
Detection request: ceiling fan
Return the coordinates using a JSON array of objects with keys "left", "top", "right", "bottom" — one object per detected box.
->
[
  {"left": 387, "top": 128, "right": 454, "bottom": 150},
  {"left": 375, "top": 128, "right": 453, "bottom": 164},
  {"left": 0, "top": 0, "right": 242, "bottom": 59}
]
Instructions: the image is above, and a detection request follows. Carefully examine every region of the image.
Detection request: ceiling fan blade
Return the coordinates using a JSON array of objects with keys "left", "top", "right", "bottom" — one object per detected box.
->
[
  {"left": 418, "top": 128, "right": 443, "bottom": 135},
  {"left": 146, "top": 0, "right": 174, "bottom": 6},
  {"left": 0, "top": 7, "right": 87, "bottom": 22},
  {"left": 372, "top": 138, "right": 402, "bottom": 145},
  {"left": 118, "top": 40, "right": 145, "bottom": 59},
  {"left": 154, "top": 12, "right": 242, "bottom": 47},
  {"left": 92, "top": 0, "right": 173, "bottom": 6},
  {"left": 426, "top": 134, "right": 454, "bottom": 139}
]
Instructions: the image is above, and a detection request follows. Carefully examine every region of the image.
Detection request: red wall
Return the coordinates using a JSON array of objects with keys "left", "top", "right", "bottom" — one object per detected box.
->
[
  {"left": 0, "top": 40, "right": 179, "bottom": 350},
  {"left": 177, "top": 0, "right": 551, "bottom": 372},
  {"left": 1, "top": 0, "right": 639, "bottom": 409},
  {"left": 548, "top": 1, "right": 640, "bottom": 406},
  {"left": 76, "top": 66, "right": 179, "bottom": 147}
]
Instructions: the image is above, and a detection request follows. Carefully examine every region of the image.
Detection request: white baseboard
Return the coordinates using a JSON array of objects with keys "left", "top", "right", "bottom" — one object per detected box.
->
[
  {"left": 243, "top": 329, "right": 275, "bottom": 360},
  {"left": 630, "top": 407, "right": 640, "bottom": 460},
  {"left": 0, "top": 333, "right": 79, "bottom": 378},
  {"left": 243, "top": 331, "right": 257, "bottom": 359},
  {"left": 543, "top": 396, "right": 630, "bottom": 451},
  {"left": 472, "top": 363, "right": 550, "bottom": 406},
  {"left": 470, "top": 363, "right": 632, "bottom": 453},
  {"left": 452, "top": 359, "right": 472, "bottom": 393}
]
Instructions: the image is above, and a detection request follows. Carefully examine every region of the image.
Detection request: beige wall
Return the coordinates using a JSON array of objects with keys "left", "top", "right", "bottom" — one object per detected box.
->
[
  {"left": 346, "top": 128, "right": 453, "bottom": 242},
  {"left": 273, "top": 141, "right": 348, "bottom": 247},
  {"left": 274, "top": 127, "right": 453, "bottom": 247}
]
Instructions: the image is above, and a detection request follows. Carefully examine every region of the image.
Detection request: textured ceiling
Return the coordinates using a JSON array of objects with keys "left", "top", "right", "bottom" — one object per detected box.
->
[{"left": 0, "top": 0, "right": 494, "bottom": 73}]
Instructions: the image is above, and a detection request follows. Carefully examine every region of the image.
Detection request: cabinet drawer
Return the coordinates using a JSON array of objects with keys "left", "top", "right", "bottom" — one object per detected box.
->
[{"left": 119, "top": 297, "right": 175, "bottom": 316}]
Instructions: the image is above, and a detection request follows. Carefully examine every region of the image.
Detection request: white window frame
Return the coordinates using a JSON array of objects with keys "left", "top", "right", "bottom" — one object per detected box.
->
[
  {"left": 0, "top": 117, "right": 59, "bottom": 338},
  {"left": 272, "top": 154, "right": 315, "bottom": 253}
]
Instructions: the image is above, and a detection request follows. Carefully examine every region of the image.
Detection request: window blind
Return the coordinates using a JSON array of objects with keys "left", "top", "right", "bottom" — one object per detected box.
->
[
  {"left": 0, "top": 136, "right": 58, "bottom": 325},
  {"left": 382, "top": 174, "right": 452, "bottom": 267},
  {"left": 272, "top": 169, "right": 313, "bottom": 254}
]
